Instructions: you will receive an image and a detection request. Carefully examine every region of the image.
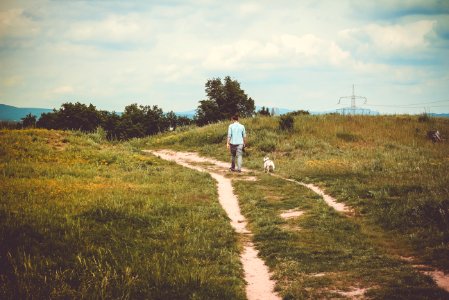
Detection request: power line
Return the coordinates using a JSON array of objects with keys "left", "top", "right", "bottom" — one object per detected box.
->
[
  {"left": 396, "top": 99, "right": 449, "bottom": 107},
  {"left": 366, "top": 103, "right": 449, "bottom": 108}
]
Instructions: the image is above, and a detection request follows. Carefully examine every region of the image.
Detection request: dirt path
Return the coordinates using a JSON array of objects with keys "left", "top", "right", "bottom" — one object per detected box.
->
[
  {"left": 272, "top": 175, "right": 352, "bottom": 214},
  {"left": 143, "top": 149, "right": 449, "bottom": 295},
  {"left": 272, "top": 170, "right": 449, "bottom": 293},
  {"left": 144, "top": 150, "right": 280, "bottom": 300}
]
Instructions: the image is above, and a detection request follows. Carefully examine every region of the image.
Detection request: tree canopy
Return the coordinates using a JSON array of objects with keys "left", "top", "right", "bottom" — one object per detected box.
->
[
  {"left": 36, "top": 102, "right": 192, "bottom": 140},
  {"left": 195, "top": 76, "right": 255, "bottom": 126},
  {"left": 21, "top": 113, "right": 37, "bottom": 128}
]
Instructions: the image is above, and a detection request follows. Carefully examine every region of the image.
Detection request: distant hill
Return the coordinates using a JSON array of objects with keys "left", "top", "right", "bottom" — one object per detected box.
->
[
  {"left": 0, "top": 104, "right": 53, "bottom": 122},
  {"left": 175, "top": 110, "right": 196, "bottom": 119},
  {"left": 0, "top": 104, "right": 196, "bottom": 121},
  {"left": 2, "top": 103, "right": 448, "bottom": 122},
  {"left": 430, "top": 113, "right": 449, "bottom": 118}
]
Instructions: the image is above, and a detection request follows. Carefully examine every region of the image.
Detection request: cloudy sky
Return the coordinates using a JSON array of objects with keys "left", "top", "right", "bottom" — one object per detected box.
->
[{"left": 1, "top": 0, "right": 449, "bottom": 114}]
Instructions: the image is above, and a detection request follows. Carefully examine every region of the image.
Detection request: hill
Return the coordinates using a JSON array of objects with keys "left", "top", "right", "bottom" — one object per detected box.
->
[
  {"left": 144, "top": 114, "right": 449, "bottom": 273},
  {"left": 2, "top": 117, "right": 449, "bottom": 298},
  {"left": 431, "top": 113, "right": 449, "bottom": 118},
  {"left": 0, "top": 129, "right": 246, "bottom": 299},
  {"left": 0, "top": 104, "right": 53, "bottom": 121}
]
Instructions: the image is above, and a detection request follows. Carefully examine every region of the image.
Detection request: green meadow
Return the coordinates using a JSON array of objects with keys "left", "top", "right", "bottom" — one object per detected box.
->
[
  {"left": 0, "top": 129, "right": 245, "bottom": 299},
  {"left": 144, "top": 114, "right": 449, "bottom": 298},
  {"left": 1, "top": 114, "right": 449, "bottom": 299}
]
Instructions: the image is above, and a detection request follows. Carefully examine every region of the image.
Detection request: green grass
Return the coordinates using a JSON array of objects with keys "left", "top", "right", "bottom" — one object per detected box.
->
[
  {"left": 235, "top": 175, "right": 448, "bottom": 299},
  {"left": 3, "top": 113, "right": 449, "bottom": 299},
  {"left": 143, "top": 114, "right": 449, "bottom": 273},
  {"left": 0, "top": 129, "right": 245, "bottom": 299}
]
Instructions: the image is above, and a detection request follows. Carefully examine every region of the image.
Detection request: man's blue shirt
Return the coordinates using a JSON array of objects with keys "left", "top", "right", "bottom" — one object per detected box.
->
[{"left": 228, "top": 122, "right": 246, "bottom": 145}]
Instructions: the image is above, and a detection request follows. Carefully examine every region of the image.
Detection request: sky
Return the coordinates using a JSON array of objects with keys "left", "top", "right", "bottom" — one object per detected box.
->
[{"left": 1, "top": 0, "right": 449, "bottom": 114}]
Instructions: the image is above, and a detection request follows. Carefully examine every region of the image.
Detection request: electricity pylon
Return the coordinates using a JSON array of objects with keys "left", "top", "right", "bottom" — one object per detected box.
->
[{"left": 338, "top": 84, "right": 367, "bottom": 109}]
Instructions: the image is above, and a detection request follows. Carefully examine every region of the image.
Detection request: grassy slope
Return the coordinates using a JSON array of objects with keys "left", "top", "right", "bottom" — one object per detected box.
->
[
  {"left": 0, "top": 129, "right": 245, "bottom": 299},
  {"left": 142, "top": 114, "right": 449, "bottom": 298},
  {"left": 236, "top": 175, "right": 446, "bottom": 299}
]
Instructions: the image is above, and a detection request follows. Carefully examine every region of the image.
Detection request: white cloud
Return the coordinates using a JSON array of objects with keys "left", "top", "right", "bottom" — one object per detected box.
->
[
  {"left": 338, "top": 20, "right": 436, "bottom": 56},
  {"left": 0, "top": 9, "right": 39, "bottom": 38},
  {"left": 238, "top": 3, "right": 261, "bottom": 15},
  {"left": 278, "top": 34, "right": 350, "bottom": 66},
  {"left": 51, "top": 85, "right": 74, "bottom": 94},
  {"left": 1, "top": 0, "right": 448, "bottom": 113},
  {"left": 203, "top": 34, "right": 350, "bottom": 70},
  {"left": 351, "top": 0, "right": 449, "bottom": 18},
  {"left": 2, "top": 75, "right": 23, "bottom": 87},
  {"left": 66, "top": 14, "right": 152, "bottom": 44}
]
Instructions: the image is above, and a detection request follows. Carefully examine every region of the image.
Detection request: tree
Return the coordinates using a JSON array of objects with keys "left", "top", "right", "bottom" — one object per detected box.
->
[
  {"left": 165, "top": 111, "right": 178, "bottom": 130},
  {"left": 144, "top": 105, "right": 166, "bottom": 135},
  {"left": 176, "top": 115, "right": 193, "bottom": 127},
  {"left": 113, "top": 104, "right": 167, "bottom": 139},
  {"left": 99, "top": 110, "right": 121, "bottom": 140},
  {"left": 195, "top": 76, "right": 255, "bottom": 126},
  {"left": 36, "top": 109, "right": 60, "bottom": 129},
  {"left": 21, "top": 113, "right": 37, "bottom": 128},
  {"left": 36, "top": 102, "right": 100, "bottom": 131},
  {"left": 257, "top": 106, "right": 271, "bottom": 116},
  {"left": 58, "top": 102, "right": 100, "bottom": 131},
  {"left": 195, "top": 99, "right": 220, "bottom": 126},
  {"left": 34, "top": 101, "right": 181, "bottom": 140}
]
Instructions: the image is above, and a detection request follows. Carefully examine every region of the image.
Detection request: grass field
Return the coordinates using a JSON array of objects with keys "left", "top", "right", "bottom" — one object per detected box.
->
[
  {"left": 2, "top": 113, "right": 449, "bottom": 299},
  {"left": 0, "top": 129, "right": 245, "bottom": 299},
  {"left": 235, "top": 174, "right": 447, "bottom": 299},
  {"left": 144, "top": 114, "right": 449, "bottom": 275}
]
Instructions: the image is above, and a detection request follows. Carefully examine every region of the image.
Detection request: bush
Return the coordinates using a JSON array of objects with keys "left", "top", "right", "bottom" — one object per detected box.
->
[
  {"left": 418, "top": 113, "right": 431, "bottom": 122},
  {"left": 279, "top": 115, "right": 294, "bottom": 131}
]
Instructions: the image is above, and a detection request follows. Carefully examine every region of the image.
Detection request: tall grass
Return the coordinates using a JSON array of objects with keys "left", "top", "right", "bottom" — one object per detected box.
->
[
  {"left": 144, "top": 114, "right": 449, "bottom": 271},
  {"left": 235, "top": 175, "right": 448, "bottom": 299},
  {"left": 0, "top": 129, "right": 245, "bottom": 299}
]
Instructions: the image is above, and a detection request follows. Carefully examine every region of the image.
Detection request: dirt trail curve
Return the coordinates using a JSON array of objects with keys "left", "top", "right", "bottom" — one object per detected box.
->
[
  {"left": 271, "top": 175, "right": 352, "bottom": 214},
  {"left": 143, "top": 150, "right": 280, "bottom": 300},
  {"left": 143, "top": 149, "right": 449, "bottom": 295}
]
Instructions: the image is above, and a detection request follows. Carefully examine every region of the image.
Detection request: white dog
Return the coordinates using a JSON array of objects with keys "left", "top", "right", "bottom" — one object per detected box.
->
[{"left": 263, "top": 156, "right": 275, "bottom": 173}]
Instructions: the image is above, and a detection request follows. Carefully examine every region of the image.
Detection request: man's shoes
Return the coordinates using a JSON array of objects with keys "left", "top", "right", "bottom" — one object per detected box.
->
[
  {"left": 236, "top": 169, "right": 241, "bottom": 173},
  {"left": 229, "top": 168, "right": 235, "bottom": 172}
]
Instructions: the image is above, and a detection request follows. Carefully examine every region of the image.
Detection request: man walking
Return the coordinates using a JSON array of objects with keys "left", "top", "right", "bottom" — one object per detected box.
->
[{"left": 227, "top": 114, "right": 246, "bottom": 172}]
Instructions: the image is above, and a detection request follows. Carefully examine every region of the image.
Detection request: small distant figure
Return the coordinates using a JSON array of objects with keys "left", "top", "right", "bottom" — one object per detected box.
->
[
  {"left": 427, "top": 130, "right": 442, "bottom": 143},
  {"left": 227, "top": 114, "right": 247, "bottom": 173},
  {"left": 263, "top": 156, "right": 275, "bottom": 173}
]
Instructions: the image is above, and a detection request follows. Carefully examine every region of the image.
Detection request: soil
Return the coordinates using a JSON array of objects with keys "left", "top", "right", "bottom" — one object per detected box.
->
[
  {"left": 280, "top": 209, "right": 304, "bottom": 219},
  {"left": 145, "top": 150, "right": 280, "bottom": 300},
  {"left": 143, "top": 149, "right": 449, "bottom": 296},
  {"left": 272, "top": 175, "right": 351, "bottom": 214}
]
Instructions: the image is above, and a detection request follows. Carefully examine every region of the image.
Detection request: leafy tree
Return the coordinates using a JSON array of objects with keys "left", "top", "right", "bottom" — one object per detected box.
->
[
  {"left": 165, "top": 111, "right": 178, "bottom": 130},
  {"left": 195, "top": 76, "right": 255, "bottom": 126},
  {"left": 195, "top": 99, "right": 220, "bottom": 126},
  {"left": 36, "top": 109, "right": 60, "bottom": 129},
  {"left": 114, "top": 104, "right": 146, "bottom": 139},
  {"left": 257, "top": 106, "right": 271, "bottom": 116},
  {"left": 98, "top": 110, "right": 121, "bottom": 139},
  {"left": 58, "top": 102, "right": 100, "bottom": 131},
  {"left": 37, "top": 102, "right": 100, "bottom": 131},
  {"left": 113, "top": 104, "right": 167, "bottom": 139},
  {"left": 176, "top": 115, "right": 193, "bottom": 127},
  {"left": 21, "top": 113, "right": 37, "bottom": 128},
  {"left": 288, "top": 110, "right": 310, "bottom": 116},
  {"left": 144, "top": 105, "right": 166, "bottom": 135},
  {"left": 35, "top": 101, "right": 190, "bottom": 140}
]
